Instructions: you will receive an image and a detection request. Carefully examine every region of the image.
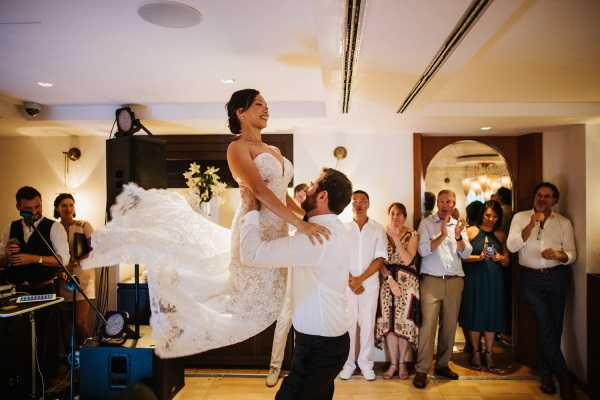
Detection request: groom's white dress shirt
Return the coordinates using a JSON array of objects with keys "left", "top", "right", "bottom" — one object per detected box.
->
[{"left": 240, "top": 211, "right": 351, "bottom": 337}]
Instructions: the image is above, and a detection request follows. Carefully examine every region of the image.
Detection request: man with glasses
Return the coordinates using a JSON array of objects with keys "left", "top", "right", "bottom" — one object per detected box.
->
[{"left": 507, "top": 182, "right": 576, "bottom": 400}]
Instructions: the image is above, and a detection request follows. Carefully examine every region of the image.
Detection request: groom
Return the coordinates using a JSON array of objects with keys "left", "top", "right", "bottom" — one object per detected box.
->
[{"left": 240, "top": 168, "right": 353, "bottom": 400}]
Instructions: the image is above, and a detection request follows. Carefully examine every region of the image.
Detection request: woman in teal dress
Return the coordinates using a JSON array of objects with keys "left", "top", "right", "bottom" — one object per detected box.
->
[{"left": 460, "top": 200, "right": 509, "bottom": 371}]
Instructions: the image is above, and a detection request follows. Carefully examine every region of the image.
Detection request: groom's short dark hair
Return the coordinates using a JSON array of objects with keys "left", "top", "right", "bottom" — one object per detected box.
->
[{"left": 317, "top": 168, "right": 352, "bottom": 215}]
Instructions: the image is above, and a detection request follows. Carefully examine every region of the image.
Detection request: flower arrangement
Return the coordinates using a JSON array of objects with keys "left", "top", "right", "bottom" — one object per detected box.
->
[{"left": 183, "top": 162, "right": 227, "bottom": 206}]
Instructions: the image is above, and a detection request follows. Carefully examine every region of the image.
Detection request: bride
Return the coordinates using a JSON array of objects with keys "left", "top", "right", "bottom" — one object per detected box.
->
[{"left": 82, "top": 89, "right": 328, "bottom": 358}]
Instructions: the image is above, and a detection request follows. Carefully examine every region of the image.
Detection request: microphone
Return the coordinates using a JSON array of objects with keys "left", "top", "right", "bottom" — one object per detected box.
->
[{"left": 19, "top": 210, "right": 35, "bottom": 226}]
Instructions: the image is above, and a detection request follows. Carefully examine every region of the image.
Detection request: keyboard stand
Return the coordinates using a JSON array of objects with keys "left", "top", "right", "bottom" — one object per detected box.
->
[{"left": 0, "top": 297, "right": 64, "bottom": 398}]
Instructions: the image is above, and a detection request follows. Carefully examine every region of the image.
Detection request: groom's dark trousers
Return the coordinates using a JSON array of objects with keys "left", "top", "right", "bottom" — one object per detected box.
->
[{"left": 275, "top": 329, "right": 349, "bottom": 400}]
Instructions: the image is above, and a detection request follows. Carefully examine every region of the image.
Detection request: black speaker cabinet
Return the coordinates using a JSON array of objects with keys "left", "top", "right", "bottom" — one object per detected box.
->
[
  {"left": 106, "top": 136, "right": 167, "bottom": 219},
  {"left": 0, "top": 314, "right": 31, "bottom": 398},
  {"left": 80, "top": 340, "right": 184, "bottom": 400}
]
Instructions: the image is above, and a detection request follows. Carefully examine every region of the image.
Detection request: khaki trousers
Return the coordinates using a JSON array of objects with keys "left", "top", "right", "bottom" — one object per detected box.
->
[{"left": 416, "top": 275, "right": 464, "bottom": 373}]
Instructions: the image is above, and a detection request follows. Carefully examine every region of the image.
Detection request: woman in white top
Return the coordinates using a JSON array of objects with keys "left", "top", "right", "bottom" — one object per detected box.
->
[{"left": 54, "top": 193, "right": 95, "bottom": 341}]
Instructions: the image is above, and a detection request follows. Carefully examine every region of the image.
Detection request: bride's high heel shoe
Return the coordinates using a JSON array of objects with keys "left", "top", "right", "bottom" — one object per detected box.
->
[{"left": 383, "top": 364, "right": 397, "bottom": 380}]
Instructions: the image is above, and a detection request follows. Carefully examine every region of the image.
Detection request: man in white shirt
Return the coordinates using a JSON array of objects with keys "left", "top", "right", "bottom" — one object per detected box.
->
[
  {"left": 507, "top": 182, "right": 576, "bottom": 400},
  {"left": 266, "top": 182, "right": 309, "bottom": 387},
  {"left": 240, "top": 168, "right": 353, "bottom": 400},
  {"left": 339, "top": 190, "right": 387, "bottom": 381},
  {"left": 413, "top": 190, "right": 471, "bottom": 389}
]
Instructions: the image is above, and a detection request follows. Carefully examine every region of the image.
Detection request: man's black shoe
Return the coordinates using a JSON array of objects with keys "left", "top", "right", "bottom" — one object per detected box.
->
[
  {"left": 558, "top": 374, "right": 575, "bottom": 400},
  {"left": 413, "top": 372, "right": 428, "bottom": 389},
  {"left": 540, "top": 375, "right": 557, "bottom": 395},
  {"left": 434, "top": 366, "right": 459, "bottom": 380}
]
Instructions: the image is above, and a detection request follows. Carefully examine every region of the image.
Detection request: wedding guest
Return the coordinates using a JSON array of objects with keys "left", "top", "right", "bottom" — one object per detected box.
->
[
  {"left": 375, "top": 203, "right": 419, "bottom": 380},
  {"left": 340, "top": 190, "right": 387, "bottom": 381},
  {"left": 54, "top": 193, "right": 96, "bottom": 342},
  {"left": 423, "top": 192, "right": 436, "bottom": 219},
  {"left": 496, "top": 187, "right": 513, "bottom": 234},
  {"left": 413, "top": 190, "right": 472, "bottom": 389},
  {"left": 507, "top": 182, "right": 576, "bottom": 400},
  {"left": 466, "top": 201, "right": 484, "bottom": 227},
  {"left": 460, "top": 201, "right": 509, "bottom": 371},
  {"left": 461, "top": 200, "right": 485, "bottom": 354}
]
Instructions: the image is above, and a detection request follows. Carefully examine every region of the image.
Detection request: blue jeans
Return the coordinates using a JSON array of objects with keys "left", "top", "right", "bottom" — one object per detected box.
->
[{"left": 519, "top": 265, "right": 570, "bottom": 377}]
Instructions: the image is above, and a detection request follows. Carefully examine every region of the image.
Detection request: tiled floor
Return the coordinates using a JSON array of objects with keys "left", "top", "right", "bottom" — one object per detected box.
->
[{"left": 173, "top": 374, "right": 587, "bottom": 400}]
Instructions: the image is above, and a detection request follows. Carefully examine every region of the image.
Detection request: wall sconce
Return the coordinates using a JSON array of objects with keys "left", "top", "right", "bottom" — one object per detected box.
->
[
  {"left": 333, "top": 146, "right": 347, "bottom": 168},
  {"left": 63, "top": 147, "right": 81, "bottom": 189}
]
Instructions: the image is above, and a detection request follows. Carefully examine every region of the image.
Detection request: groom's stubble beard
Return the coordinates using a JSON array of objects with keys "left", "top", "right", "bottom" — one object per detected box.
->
[{"left": 301, "top": 190, "right": 319, "bottom": 216}]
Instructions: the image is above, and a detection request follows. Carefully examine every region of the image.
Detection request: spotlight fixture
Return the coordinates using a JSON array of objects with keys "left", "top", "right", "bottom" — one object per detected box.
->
[
  {"left": 480, "top": 126, "right": 492, "bottom": 131},
  {"left": 115, "top": 107, "right": 153, "bottom": 137},
  {"left": 221, "top": 78, "right": 236, "bottom": 84},
  {"left": 37, "top": 81, "right": 54, "bottom": 87}
]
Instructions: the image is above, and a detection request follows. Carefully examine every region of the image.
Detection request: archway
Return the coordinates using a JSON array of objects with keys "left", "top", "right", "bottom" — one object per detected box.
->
[{"left": 413, "top": 132, "right": 543, "bottom": 372}]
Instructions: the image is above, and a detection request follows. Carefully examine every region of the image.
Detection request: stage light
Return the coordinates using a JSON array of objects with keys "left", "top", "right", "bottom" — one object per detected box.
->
[{"left": 115, "top": 107, "right": 153, "bottom": 137}]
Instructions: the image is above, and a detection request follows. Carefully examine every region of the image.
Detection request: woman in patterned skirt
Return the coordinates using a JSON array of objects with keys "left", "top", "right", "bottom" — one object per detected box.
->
[{"left": 376, "top": 203, "right": 420, "bottom": 379}]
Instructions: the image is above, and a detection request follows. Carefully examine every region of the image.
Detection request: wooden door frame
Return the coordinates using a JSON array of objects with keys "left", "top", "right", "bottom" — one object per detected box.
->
[{"left": 413, "top": 132, "right": 543, "bottom": 367}]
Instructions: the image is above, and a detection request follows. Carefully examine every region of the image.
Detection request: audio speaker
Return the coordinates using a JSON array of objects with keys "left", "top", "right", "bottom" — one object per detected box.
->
[
  {"left": 0, "top": 314, "right": 30, "bottom": 398},
  {"left": 80, "top": 342, "right": 184, "bottom": 400},
  {"left": 106, "top": 136, "right": 167, "bottom": 219}
]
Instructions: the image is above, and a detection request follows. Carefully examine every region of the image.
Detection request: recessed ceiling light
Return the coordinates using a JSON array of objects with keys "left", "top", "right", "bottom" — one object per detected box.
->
[
  {"left": 37, "top": 81, "right": 53, "bottom": 87},
  {"left": 221, "top": 78, "right": 236, "bottom": 84},
  {"left": 138, "top": 1, "right": 202, "bottom": 29},
  {"left": 480, "top": 126, "right": 492, "bottom": 131}
]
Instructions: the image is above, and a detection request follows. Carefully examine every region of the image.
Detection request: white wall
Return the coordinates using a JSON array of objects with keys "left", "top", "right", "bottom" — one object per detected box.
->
[
  {"left": 542, "top": 125, "right": 587, "bottom": 381},
  {"left": 0, "top": 135, "right": 106, "bottom": 229},
  {"left": 293, "top": 131, "right": 414, "bottom": 227}
]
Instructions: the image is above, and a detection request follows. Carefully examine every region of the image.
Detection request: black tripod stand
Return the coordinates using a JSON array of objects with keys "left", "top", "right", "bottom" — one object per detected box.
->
[{"left": 23, "top": 215, "right": 107, "bottom": 400}]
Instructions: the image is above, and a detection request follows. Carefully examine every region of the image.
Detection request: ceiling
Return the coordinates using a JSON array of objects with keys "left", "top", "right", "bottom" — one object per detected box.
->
[{"left": 1, "top": 0, "right": 599, "bottom": 137}]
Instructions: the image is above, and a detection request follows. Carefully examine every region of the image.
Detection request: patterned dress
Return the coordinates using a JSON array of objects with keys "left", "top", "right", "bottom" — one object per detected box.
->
[{"left": 375, "top": 230, "right": 420, "bottom": 347}]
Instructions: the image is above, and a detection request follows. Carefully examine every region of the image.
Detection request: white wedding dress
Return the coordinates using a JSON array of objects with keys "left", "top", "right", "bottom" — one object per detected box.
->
[{"left": 82, "top": 153, "right": 292, "bottom": 358}]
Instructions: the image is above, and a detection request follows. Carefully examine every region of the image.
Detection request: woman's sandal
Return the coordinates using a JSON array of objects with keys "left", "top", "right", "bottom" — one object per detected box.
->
[
  {"left": 398, "top": 362, "right": 409, "bottom": 380},
  {"left": 383, "top": 364, "right": 397, "bottom": 380}
]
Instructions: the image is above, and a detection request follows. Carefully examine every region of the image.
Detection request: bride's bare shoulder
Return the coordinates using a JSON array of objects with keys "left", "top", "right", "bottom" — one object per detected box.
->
[{"left": 227, "top": 139, "right": 249, "bottom": 157}]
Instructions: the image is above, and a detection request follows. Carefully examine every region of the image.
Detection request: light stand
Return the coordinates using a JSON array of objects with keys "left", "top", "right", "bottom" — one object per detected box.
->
[{"left": 23, "top": 216, "right": 107, "bottom": 400}]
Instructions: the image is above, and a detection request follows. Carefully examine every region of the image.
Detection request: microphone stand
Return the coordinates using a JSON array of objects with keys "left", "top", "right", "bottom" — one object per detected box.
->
[{"left": 26, "top": 219, "right": 107, "bottom": 400}]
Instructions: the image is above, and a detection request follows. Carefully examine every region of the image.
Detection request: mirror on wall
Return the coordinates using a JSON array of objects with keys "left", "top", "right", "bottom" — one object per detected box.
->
[{"left": 424, "top": 140, "right": 512, "bottom": 220}]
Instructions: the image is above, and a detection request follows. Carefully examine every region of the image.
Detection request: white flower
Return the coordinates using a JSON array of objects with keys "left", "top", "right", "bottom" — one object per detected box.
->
[
  {"left": 205, "top": 166, "right": 219, "bottom": 175},
  {"left": 183, "top": 171, "right": 194, "bottom": 180},
  {"left": 189, "top": 162, "right": 201, "bottom": 174}
]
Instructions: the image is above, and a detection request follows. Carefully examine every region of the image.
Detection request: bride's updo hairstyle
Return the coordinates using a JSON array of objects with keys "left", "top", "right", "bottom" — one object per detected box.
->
[{"left": 226, "top": 89, "right": 260, "bottom": 134}]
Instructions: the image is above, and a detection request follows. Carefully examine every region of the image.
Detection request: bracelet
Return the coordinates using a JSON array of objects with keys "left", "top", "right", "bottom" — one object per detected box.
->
[{"left": 455, "top": 236, "right": 463, "bottom": 241}]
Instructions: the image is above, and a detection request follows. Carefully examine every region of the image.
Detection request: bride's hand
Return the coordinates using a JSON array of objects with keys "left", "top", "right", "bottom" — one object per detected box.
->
[{"left": 298, "top": 221, "right": 331, "bottom": 245}]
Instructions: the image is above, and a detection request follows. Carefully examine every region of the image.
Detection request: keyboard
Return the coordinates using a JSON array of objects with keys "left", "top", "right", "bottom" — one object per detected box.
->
[{"left": 16, "top": 294, "right": 57, "bottom": 303}]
